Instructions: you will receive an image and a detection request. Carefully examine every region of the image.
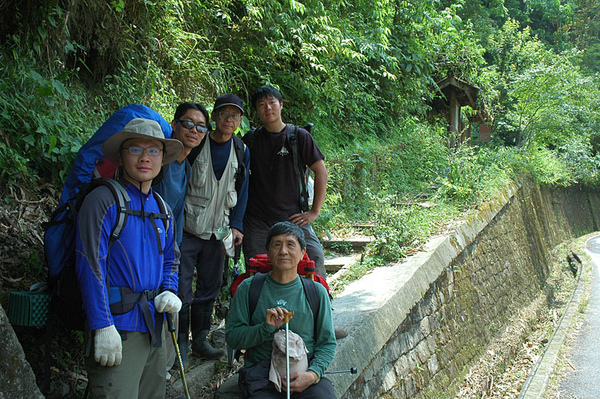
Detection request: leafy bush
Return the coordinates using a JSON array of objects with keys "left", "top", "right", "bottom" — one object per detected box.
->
[
  {"left": 523, "top": 140, "right": 600, "bottom": 188},
  {"left": 526, "top": 148, "right": 574, "bottom": 187},
  {"left": 558, "top": 139, "right": 600, "bottom": 188},
  {"left": 0, "top": 36, "right": 101, "bottom": 192},
  {"left": 366, "top": 191, "right": 461, "bottom": 262},
  {"left": 435, "top": 146, "right": 517, "bottom": 204}
]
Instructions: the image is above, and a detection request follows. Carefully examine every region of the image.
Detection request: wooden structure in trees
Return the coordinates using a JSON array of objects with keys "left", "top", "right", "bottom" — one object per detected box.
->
[{"left": 430, "top": 76, "right": 488, "bottom": 146}]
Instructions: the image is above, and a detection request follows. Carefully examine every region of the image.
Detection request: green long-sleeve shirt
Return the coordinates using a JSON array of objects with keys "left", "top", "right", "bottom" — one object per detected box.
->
[{"left": 226, "top": 273, "right": 336, "bottom": 378}]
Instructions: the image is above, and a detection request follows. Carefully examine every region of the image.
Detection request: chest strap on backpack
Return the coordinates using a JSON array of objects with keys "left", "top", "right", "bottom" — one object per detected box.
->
[
  {"left": 109, "top": 287, "right": 163, "bottom": 347},
  {"left": 126, "top": 209, "right": 170, "bottom": 254}
]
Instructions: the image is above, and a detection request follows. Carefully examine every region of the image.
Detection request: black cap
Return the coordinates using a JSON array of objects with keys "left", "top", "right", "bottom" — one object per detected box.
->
[{"left": 213, "top": 93, "right": 244, "bottom": 114}]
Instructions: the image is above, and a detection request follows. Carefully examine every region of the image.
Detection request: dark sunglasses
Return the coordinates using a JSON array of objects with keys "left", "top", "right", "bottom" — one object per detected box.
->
[{"left": 177, "top": 119, "right": 208, "bottom": 133}]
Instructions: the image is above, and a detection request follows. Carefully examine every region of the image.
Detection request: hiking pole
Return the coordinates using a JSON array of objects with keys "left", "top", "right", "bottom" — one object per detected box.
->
[
  {"left": 231, "top": 237, "right": 242, "bottom": 285},
  {"left": 326, "top": 367, "right": 358, "bottom": 375},
  {"left": 284, "top": 310, "right": 295, "bottom": 399},
  {"left": 167, "top": 313, "right": 191, "bottom": 399}
]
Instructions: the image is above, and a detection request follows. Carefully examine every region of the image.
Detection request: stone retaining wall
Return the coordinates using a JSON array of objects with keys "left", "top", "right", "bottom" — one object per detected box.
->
[{"left": 330, "top": 179, "right": 600, "bottom": 398}]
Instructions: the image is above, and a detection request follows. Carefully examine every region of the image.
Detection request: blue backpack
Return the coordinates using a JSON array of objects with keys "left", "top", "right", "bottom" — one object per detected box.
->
[
  {"left": 56, "top": 104, "right": 173, "bottom": 206},
  {"left": 43, "top": 104, "right": 173, "bottom": 330}
]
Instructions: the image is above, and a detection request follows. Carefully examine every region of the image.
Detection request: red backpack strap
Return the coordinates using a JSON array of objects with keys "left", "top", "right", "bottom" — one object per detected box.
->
[{"left": 313, "top": 274, "right": 330, "bottom": 292}]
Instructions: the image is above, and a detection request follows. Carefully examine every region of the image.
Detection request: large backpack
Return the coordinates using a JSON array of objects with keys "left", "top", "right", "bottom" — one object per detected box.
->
[
  {"left": 230, "top": 252, "right": 329, "bottom": 319},
  {"left": 243, "top": 124, "right": 314, "bottom": 212},
  {"left": 44, "top": 104, "right": 173, "bottom": 330},
  {"left": 57, "top": 104, "right": 173, "bottom": 206}
]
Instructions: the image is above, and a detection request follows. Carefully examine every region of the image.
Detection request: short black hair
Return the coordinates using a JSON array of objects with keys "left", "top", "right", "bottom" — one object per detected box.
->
[
  {"left": 266, "top": 221, "right": 306, "bottom": 250},
  {"left": 251, "top": 85, "right": 283, "bottom": 110},
  {"left": 174, "top": 102, "right": 210, "bottom": 125}
]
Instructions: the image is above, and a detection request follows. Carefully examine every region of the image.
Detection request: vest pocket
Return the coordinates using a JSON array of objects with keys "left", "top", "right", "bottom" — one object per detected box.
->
[
  {"left": 190, "top": 161, "right": 209, "bottom": 188},
  {"left": 225, "top": 188, "right": 237, "bottom": 208},
  {"left": 184, "top": 199, "right": 207, "bottom": 227}
]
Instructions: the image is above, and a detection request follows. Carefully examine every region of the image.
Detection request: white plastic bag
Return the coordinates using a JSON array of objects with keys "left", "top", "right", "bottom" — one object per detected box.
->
[{"left": 268, "top": 330, "right": 309, "bottom": 392}]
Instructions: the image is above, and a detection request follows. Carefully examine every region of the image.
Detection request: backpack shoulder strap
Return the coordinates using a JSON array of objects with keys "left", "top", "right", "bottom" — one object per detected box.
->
[
  {"left": 233, "top": 134, "right": 246, "bottom": 157},
  {"left": 232, "top": 135, "right": 247, "bottom": 193},
  {"left": 248, "top": 272, "right": 268, "bottom": 323},
  {"left": 300, "top": 276, "right": 321, "bottom": 339},
  {"left": 286, "top": 125, "right": 309, "bottom": 212},
  {"left": 152, "top": 190, "right": 172, "bottom": 227},
  {"left": 242, "top": 127, "right": 261, "bottom": 150},
  {"left": 141, "top": 189, "right": 172, "bottom": 254},
  {"left": 91, "top": 179, "right": 130, "bottom": 304},
  {"left": 99, "top": 179, "right": 131, "bottom": 245},
  {"left": 300, "top": 276, "right": 320, "bottom": 320},
  {"left": 287, "top": 124, "right": 300, "bottom": 172},
  {"left": 187, "top": 135, "right": 207, "bottom": 165}
]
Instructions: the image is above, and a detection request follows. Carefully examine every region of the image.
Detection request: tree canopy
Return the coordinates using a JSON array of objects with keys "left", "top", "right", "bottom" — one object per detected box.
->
[{"left": 1, "top": 0, "right": 599, "bottom": 215}]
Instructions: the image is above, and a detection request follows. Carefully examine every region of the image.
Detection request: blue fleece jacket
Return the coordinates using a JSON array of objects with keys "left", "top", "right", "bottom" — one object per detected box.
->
[{"left": 75, "top": 180, "right": 180, "bottom": 332}]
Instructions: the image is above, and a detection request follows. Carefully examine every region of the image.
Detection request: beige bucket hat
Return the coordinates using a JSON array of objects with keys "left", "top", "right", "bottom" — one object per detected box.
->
[{"left": 101, "top": 118, "right": 183, "bottom": 165}]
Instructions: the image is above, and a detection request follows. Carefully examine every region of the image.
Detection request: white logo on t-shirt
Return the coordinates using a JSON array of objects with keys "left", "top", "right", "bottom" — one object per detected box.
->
[
  {"left": 276, "top": 299, "right": 288, "bottom": 307},
  {"left": 277, "top": 146, "right": 289, "bottom": 157}
]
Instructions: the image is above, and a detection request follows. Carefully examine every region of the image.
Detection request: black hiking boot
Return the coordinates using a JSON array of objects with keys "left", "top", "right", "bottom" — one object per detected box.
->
[
  {"left": 192, "top": 329, "right": 225, "bottom": 359},
  {"left": 191, "top": 305, "right": 225, "bottom": 359}
]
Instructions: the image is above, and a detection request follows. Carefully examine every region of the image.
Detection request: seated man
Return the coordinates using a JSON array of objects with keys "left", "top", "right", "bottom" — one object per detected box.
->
[{"left": 226, "top": 221, "right": 337, "bottom": 398}]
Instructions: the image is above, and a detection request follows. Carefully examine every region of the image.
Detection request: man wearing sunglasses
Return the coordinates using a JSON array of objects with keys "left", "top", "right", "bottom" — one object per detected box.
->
[
  {"left": 179, "top": 93, "right": 250, "bottom": 362},
  {"left": 155, "top": 102, "right": 210, "bottom": 248},
  {"left": 153, "top": 102, "right": 209, "bottom": 369}
]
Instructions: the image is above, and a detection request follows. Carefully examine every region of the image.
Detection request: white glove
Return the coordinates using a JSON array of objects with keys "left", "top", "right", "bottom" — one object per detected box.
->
[
  {"left": 154, "top": 291, "right": 182, "bottom": 314},
  {"left": 94, "top": 325, "right": 122, "bottom": 367}
]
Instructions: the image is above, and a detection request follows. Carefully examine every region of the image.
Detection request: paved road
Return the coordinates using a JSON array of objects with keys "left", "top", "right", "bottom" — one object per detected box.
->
[{"left": 557, "top": 235, "right": 600, "bottom": 398}]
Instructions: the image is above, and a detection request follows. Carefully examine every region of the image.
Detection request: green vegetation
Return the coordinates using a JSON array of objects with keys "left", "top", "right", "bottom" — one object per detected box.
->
[
  {"left": 2, "top": 0, "right": 600, "bottom": 282},
  {"left": 2, "top": 2, "right": 600, "bottom": 397}
]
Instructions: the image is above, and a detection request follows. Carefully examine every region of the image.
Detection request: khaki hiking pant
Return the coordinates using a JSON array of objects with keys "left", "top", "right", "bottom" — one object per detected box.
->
[{"left": 85, "top": 330, "right": 167, "bottom": 399}]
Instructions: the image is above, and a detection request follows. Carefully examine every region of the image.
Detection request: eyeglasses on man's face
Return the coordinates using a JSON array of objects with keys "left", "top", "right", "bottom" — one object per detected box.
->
[
  {"left": 218, "top": 111, "right": 242, "bottom": 121},
  {"left": 123, "top": 146, "right": 163, "bottom": 157},
  {"left": 177, "top": 119, "right": 208, "bottom": 133}
]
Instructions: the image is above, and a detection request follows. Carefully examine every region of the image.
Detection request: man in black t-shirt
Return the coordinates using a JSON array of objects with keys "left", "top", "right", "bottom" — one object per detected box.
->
[{"left": 242, "top": 85, "right": 328, "bottom": 280}]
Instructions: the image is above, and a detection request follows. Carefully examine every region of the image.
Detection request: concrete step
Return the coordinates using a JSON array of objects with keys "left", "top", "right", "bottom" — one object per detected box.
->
[
  {"left": 325, "top": 253, "right": 363, "bottom": 274},
  {"left": 322, "top": 236, "right": 373, "bottom": 252},
  {"left": 326, "top": 253, "right": 363, "bottom": 287}
]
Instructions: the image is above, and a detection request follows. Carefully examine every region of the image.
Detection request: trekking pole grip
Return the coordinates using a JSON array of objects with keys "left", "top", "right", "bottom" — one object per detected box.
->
[
  {"left": 166, "top": 313, "right": 176, "bottom": 333},
  {"left": 284, "top": 311, "right": 295, "bottom": 324}
]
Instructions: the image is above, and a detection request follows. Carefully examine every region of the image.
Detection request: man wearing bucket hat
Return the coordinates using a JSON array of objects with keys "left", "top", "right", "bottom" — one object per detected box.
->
[
  {"left": 75, "top": 118, "right": 183, "bottom": 398},
  {"left": 178, "top": 93, "right": 250, "bottom": 361}
]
